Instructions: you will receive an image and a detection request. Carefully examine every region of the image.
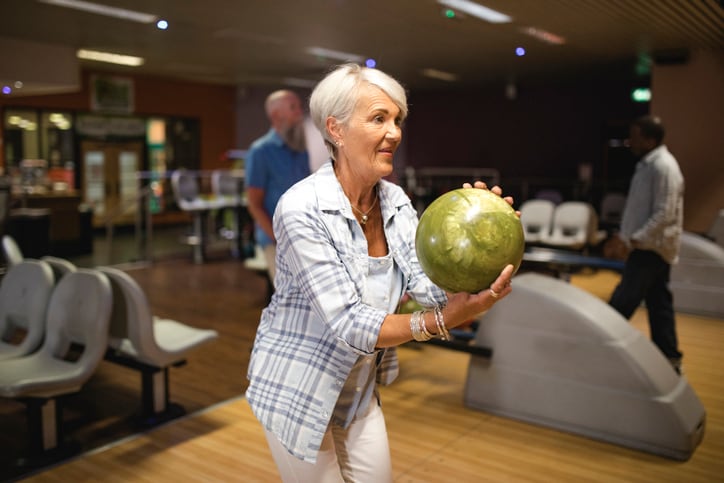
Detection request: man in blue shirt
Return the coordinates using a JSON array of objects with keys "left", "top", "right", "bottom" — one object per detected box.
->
[{"left": 246, "top": 90, "right": 311, "bottom": 285}]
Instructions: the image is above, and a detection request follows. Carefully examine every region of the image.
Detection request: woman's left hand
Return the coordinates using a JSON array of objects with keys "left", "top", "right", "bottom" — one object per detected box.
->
[{"left": 463, "top": 180, "right": 517, "bottom": 215}]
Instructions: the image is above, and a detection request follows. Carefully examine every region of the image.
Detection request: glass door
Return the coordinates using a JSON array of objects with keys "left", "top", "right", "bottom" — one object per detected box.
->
[{"left": 81, "top": 140, "right": 142, "bottom": 226}]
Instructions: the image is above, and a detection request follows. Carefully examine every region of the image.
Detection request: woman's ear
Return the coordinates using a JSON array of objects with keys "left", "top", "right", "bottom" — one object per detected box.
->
[{"left": 326, "top": 117, "right": 341, "bottom": 142}]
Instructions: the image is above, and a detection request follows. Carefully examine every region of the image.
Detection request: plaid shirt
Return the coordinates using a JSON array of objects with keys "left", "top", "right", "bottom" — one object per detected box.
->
[{"left": 246, "top": 161, "right": 446, "bottom": 463}]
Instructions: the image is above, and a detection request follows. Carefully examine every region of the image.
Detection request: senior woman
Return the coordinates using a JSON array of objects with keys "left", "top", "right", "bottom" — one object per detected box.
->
[{"left": 246, "top": 63, "right": 514, "bottom": 482}]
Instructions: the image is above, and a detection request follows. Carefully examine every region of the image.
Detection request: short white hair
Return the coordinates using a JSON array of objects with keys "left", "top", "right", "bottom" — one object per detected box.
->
[{"left": 309, "top": 63, "right": 408, "bottom": 160}]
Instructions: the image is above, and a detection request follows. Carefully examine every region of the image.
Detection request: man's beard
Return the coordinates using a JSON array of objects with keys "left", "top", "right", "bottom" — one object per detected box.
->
[{"left": 280, "top": 122, "right": 307, "bottom": 153}]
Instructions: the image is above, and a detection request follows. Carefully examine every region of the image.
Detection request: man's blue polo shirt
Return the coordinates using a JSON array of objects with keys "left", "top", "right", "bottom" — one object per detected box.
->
[{"left": 246, "top": 129, "right": 311, "bottom": 246}]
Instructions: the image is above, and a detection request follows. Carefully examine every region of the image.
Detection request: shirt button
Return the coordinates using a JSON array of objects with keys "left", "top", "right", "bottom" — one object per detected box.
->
[
  {"left": 322, "top": 410, "right": 329, "bottom": 418},
  {"left": 336, "top": 379, "right": 343, "bottom": 386},
  {"left": 355, "top": 387, "right": 362, "bottom": 392}
]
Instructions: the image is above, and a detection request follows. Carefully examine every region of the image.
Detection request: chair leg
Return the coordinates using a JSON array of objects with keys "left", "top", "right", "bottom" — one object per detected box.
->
[
  {"left": 191, "top": 211, "right": 207, "bottom": 264},
  {"left": 229, "top": 207, "right": 241, "bottom": 259},
  {"left": 140, "top": 367, "right": 185, "bottom": 426},
  {"left": 15, "top": 397, "right": 80, "bottom": 468},
  {"left": 25, "top": 397, "right": 60, "bottom": 453},
  {"left": 141, "top": 367, "right": 169, "bottom": 417}
]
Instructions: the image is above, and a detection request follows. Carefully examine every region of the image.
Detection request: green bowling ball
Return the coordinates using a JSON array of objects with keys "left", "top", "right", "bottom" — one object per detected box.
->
[{"left": 415, "top": 188, "right": 524, "bottom": 293}]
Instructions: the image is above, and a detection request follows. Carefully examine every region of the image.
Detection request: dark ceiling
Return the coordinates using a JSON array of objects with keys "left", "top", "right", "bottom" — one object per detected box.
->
[{"left": 1, "top": 0, "right": 723, "bottom": 94}]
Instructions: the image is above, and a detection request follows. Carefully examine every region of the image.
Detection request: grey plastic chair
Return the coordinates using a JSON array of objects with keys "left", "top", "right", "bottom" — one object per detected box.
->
[
  {"left": 2, "top": 235, "right": 24, "bottom": 267},
  {"left": 41, "top": 256, "right": 77, "bottom": 281},
  {"left": 519, "top": 199, "right": 555, "bottom": 244},
  {"left": 97, "top": 266, "right": 218, "bottom": 422},
  {"left": 0, "top": 260, "right": 55, "bottom": 361},
  {"left": 600, "top": 192, "right": 627, "bottom": 227},
  {"left": 541, "top": 201, "right": 604, "bottom": 251},
  {"left": 211, "top": 169, "right": 241, "bottom": 208},
  {"left": 170, "top": 169, "right": 220, "bottom": 263},
  {"left": 0, "top": 269, "right": 112, "bottom": 457}
]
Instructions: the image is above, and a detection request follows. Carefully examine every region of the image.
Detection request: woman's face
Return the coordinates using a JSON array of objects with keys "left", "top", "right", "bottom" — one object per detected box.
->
[{"left": 338, "top": 84, "right": 403, "bottom": 178}]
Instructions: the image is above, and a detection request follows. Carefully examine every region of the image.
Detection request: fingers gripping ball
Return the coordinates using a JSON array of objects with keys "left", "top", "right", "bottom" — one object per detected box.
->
[{"left": 415, "top": 188, "right": 524, "bottom": 293}]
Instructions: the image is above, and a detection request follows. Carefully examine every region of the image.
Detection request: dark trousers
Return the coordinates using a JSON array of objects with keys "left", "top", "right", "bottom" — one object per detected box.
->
[{"left": 609, "top": 249, "right": 682, "bottom": 360}]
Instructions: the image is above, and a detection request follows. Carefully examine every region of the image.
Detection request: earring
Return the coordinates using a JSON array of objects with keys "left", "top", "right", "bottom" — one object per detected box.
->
[{"left": 335, "top": 139, "right": 343, "bottom": 147}]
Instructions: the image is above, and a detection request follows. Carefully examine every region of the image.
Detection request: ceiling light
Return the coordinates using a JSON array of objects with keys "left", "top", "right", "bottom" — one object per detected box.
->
[
  {"left": 436, "top": 0, "right": 511, "bottom": 23},
  {"left": 520, "top": 27, "right": 566, "bottom": 45},
  {"left": 38, "top": 0, "right": 158, "bottom": 23},
  {"left": 306, "top": 46, "right": 365, "bottom": 64},
  {"left": 421, "top": 68, "right": 458, "bottom": 82},
  {"left": 77, "top": 49, "right": 144, "bottom": 66}
]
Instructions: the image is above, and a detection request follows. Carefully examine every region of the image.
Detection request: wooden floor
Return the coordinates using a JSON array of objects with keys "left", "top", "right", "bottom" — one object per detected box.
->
[{"left": 3, "top": 259, "right": 724, "bottom": 482}]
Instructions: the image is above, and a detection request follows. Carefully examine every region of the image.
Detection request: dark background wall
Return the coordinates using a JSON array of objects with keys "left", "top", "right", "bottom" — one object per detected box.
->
[{"left": 404, "top": 79, "right": 646, "bottom": 180}]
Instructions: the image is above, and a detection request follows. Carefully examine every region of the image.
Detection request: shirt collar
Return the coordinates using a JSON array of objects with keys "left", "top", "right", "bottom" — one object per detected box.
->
[
  {"left": 267, "top": 128, "right": 285, "bottom": 147},
  {"left": 640, "top": 144, "right": 667, "bottom": 165},
  {"left": 314, "top": 161, "right": 411, "bottom": 220}
]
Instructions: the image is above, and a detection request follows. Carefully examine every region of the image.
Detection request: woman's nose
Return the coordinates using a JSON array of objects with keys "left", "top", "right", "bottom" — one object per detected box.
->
[{"left": 386, "top": 122, "right": 401, "bottom": 140}]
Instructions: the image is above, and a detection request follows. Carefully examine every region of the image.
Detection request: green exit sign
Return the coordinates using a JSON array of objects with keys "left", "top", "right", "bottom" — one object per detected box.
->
[{"left": 631, "top": 87, "right": 651, "bottom": 102}]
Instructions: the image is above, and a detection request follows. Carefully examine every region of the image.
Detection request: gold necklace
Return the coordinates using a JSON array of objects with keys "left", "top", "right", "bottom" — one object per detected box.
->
[{"left": 350, "top": 189, "right": 378, "bottom": 225}]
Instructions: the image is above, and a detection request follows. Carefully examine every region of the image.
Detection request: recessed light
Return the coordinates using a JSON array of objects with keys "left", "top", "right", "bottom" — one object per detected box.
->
[
  {"left": 421, "top": 68, "right": 458, "bottom": 82},
  {"left": 436, "top": 0, "right": 511, "bottom": 23},
  {"left": 306, "top": 46, "right": 365, "bottom": 64},
  {"left": 77, "top": 49, "right": 144, "bottom": 66},
  {"left": 38, "top": 0, "right": 158, "bottom": 23},
  {"left": 520, "top": 27, "right": 566, "bottom": 45}
]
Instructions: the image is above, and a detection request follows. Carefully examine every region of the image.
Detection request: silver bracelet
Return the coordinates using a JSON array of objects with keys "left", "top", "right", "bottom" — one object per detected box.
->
[
  {"left": 433, "top": 305, "right": 451, "bottom": 341},
  {"left": 410, "top": 310, "right": 431, "bottom": 342},
  {"left": 419, "top": 310, "right": 435, "bottom": 340}
]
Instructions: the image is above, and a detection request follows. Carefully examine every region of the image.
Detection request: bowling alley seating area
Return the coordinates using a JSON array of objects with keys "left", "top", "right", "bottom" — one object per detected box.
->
[{"left": 0, "top": 252, "right": 220, "bottom": 474}]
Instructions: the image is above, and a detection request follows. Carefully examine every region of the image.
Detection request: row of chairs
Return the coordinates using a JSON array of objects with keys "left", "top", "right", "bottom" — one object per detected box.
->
[
  {"left": 0, "top": 254, "right": 218, "bottom": 465},
  {"left": 532, "top": 189, "right": 627, "bottom": 225},
  {"left": 520, "top": 199, "right": 610, "bottom": 251}
]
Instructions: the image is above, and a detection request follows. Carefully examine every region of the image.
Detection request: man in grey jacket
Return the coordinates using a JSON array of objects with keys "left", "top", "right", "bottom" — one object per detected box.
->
[{"left": 609, "top": 115, "right": 685, "bottom": 373}]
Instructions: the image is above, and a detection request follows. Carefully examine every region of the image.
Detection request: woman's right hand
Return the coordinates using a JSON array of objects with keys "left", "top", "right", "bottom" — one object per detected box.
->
[{"left": 443, "top": 264, "right": 514, "bottom": 329}]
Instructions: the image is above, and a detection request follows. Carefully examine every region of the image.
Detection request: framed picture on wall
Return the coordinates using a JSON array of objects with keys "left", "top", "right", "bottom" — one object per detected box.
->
[{"left": 90, "top": 75, "right": 135, "bottom": 114}]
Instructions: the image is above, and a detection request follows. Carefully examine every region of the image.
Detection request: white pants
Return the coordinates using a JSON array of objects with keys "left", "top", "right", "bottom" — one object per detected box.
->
[{"left": 264, "top": 403, "right": 392, "bottom": 483}]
